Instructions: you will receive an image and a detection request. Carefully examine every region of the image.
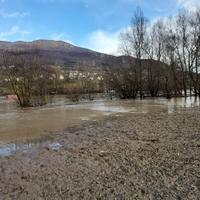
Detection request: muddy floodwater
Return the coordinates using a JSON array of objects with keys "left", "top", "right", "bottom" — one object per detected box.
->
[{"left": 0, "top": 95, "right": 199, "bottom": 156}]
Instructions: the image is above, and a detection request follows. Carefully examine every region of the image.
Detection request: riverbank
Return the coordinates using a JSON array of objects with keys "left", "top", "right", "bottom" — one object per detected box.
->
[{"left": 0, "top": 107, "right": 200, "bottom": 199}]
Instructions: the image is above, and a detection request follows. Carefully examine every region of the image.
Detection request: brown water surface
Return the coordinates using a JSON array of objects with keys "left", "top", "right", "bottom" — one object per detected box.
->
[{"left": 0, "top": 95, "right": 199, "bottom": 151}]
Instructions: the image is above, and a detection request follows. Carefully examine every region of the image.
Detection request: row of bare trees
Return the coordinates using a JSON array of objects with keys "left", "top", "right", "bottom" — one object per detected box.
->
[
  {"left": 0, "top": 51, "right": 105, "bottom": 107},
  {"left": 0, "top": 52, "right": 57, "bottom": 107},
  {"left": 106, "top": 8, "right": 200, "bottom": 99}
]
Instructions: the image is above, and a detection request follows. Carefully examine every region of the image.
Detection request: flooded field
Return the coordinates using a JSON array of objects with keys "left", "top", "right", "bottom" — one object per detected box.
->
[{"left": 0, "top": 95, "right": 199, "bottom": 156}]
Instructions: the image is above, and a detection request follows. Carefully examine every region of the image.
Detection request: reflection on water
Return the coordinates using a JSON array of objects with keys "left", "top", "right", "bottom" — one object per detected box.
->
[
  {"left": 0, "top": 95, "right": 199, "bottom": 156},
  {"left": 0, "top": 140, "right": 62, "bottom": 156}
]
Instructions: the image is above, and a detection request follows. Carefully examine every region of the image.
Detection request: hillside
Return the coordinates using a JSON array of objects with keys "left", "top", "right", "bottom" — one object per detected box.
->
[
  {"left": 0, "top": 40, "right": 166, "bottom": 72},
  {"left": 0, "top": 40, "right": 115, "bottom": 70}
]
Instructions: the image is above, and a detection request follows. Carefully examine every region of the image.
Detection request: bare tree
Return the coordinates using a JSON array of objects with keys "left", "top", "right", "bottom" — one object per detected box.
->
[
  {"left": 121, "top": 7, "right": 148, "bottom": 98},
  {"left": 109, "top": 8, "right": 200, "bottom": 99},
  {"left": 144, "top": 20, "right": 166, "bottom": 97},
  {"left": 171, "top": 10, "right": 190, "bottom": 97},
  {"left": 0, "top": 51, "right": 53, "bottom": 107},
  {"left": 189, "top": 9, "right": 200, "bottom": 96}
]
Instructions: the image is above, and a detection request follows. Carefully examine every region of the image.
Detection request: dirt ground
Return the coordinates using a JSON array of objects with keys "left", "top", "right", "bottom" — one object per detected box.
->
[{"left": 0, "top": 108, "right": 200, "bottom": 200}]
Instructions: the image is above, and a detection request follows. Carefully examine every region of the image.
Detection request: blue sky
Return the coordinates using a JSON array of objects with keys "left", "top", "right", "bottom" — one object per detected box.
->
[{"left": 0, "top": 0, "right": 199, "bottom": 54}]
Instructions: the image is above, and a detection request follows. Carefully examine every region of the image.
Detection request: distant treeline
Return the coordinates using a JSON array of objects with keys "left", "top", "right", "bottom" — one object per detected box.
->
[
  {"left": 105, "top": 8, "right": 200, "bottom": 99},
  {"left": 0, "top": 52, "right": 104, "bottom": 107}
]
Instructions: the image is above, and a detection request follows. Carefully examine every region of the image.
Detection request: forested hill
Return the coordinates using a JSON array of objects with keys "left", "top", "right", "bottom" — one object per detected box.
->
[
  {"left": 0, "top": 40, "right": 114, "bottom": 70},
  {"left": 0, "top": 40, "right": 163, "bottom": 70}
]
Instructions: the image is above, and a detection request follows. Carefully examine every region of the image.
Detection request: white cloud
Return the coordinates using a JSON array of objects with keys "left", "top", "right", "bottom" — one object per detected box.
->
[
  {"left": 0, "top": 10, "right": 29, "bottom": 19},
  {"left": 0, "top": 10, "right": 29, "bottom": 18},
  {"left": 0, "top": 26, "right": 30, "bottom": 40},
  {"left": 154, "top": 7, "right": 165, "bottom": 13},
  {"left": 50, "top": 33, "right": 74, "bottom": 44},
  {"left": 84, "top": 30, "right": 122, "bottom": 55},
  {"left": 177, "top": 0, "right": 200, "bottom": 11},
  {"left": 51, "top": 33, "right": 65, "bottom": 40}
]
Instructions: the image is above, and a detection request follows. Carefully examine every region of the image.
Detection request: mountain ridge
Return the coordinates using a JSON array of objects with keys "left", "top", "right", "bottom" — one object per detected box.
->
[
  {"left": 0, "top": 40, "right": 162, "bottom": 71},
  {"left": 0, "top": 39, "right": 114, "bottom": 69}
]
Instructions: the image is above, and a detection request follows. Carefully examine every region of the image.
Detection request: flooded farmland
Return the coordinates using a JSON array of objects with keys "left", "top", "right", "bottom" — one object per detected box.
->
[{"left": 0, "top": 95, "right": 199, "bottom": 144}]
